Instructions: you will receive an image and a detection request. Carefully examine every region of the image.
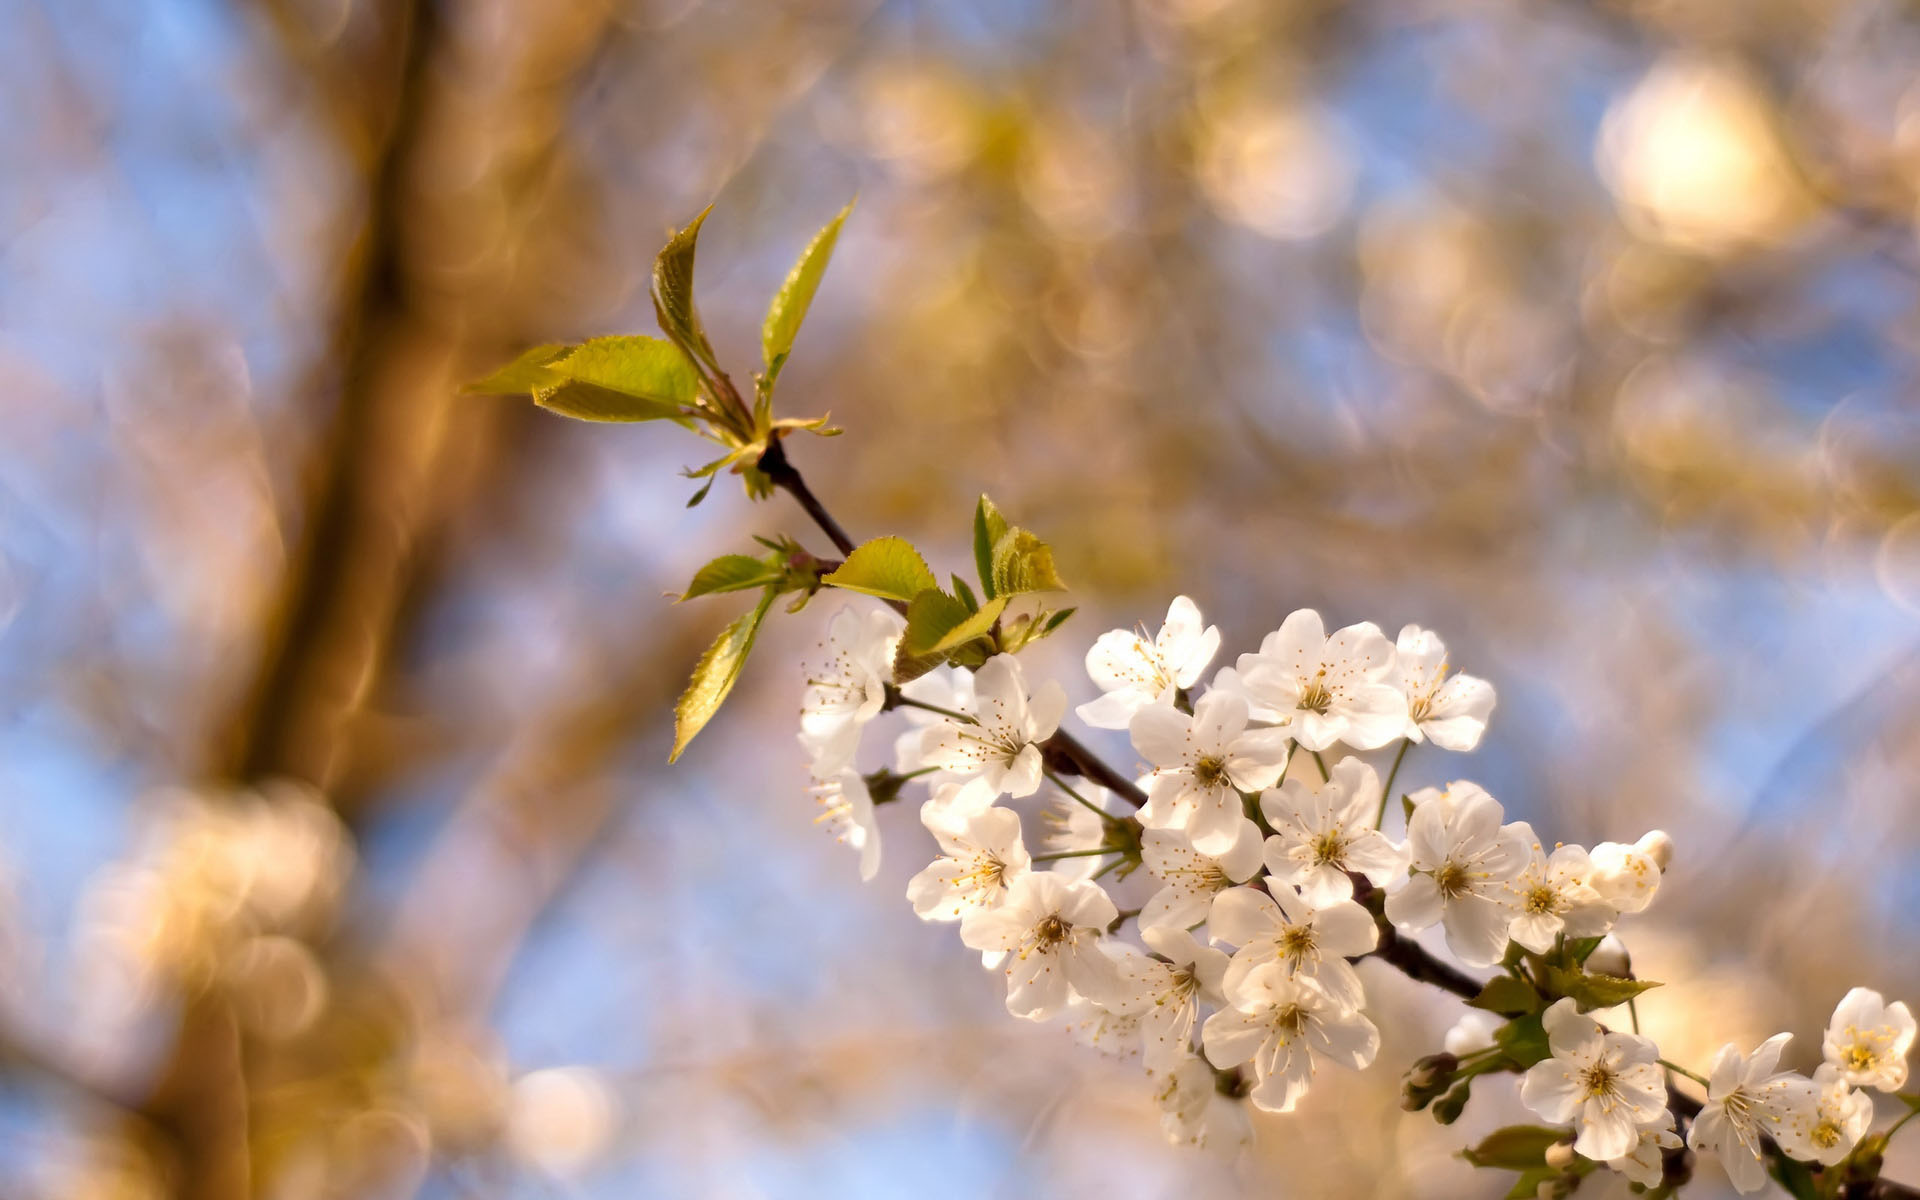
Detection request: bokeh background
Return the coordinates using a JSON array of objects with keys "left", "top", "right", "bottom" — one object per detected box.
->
[{"left": 4, "top": 0, "right": 1920, "bottom": 1196}]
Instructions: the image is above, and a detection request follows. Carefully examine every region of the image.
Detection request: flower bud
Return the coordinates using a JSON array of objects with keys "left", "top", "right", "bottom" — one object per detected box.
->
[
  {"left": 1543, "top": 1139, "right": 1576, "bottom": 1170},
  {"left": 1634, "top": 830, "right": 1674, "bottom": 872},
  {"left": 1584, "top": 934, "right": 1631, "bottom": 978},
  {"left": 1430, "top": 1080, "right": 1471, "bottom": 1124},
  {"left": 1407, "top": 1052, "right": 1458, "bottom": 1091}
]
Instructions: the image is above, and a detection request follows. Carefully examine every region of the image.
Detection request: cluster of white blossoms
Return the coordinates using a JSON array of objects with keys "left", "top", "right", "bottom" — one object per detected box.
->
[
  {"left": 794, "top": 596, "right": 1917, "bottom": 1184},
  {"left": 1674, "top": 989, "right": 1914, "bottom": 1193}
]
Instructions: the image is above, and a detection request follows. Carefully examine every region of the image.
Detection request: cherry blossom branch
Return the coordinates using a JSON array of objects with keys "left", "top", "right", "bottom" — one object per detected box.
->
[
  {"left": 761, "top": 438, "right": 1149, "bottom": 809},
  {"left": 759, "top": 436, "right": 1920, "bottom": 1199}
]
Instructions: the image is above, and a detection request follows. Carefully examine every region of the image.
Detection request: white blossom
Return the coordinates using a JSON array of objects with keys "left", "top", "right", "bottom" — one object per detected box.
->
[
  {"left": 918, "top": 654, "right": 1065, "bottom": 799},
  {"left": 808, "top": 769, "right": 881, "bottom": 881},
  {"left": 1131, "top": 691, "right": 1291, "bottom": 855},
  {"left": 1688, "top": 1032, "right": 1800, "bottom": 1194},
  {"left": 1518, "top": 998, "right": 1667, "bottom": 1161},
  {"left": 1444, "top": 1010, "right": 1504, "bottom": 1057},
  {"left": 1214, "top": 609, "right": 1406, "bottom": 751},
  {"left": 905, "top": 801, "right": 1029, "bottom": 922},
  {"left": 1059, "top": 967, "right": 1146, "bottom": 1060},
  {"left": 1608, "top": 1113, "right": 1681, "bottom": 1188},
  {"left": 1208, "top": 885, "right": 1376, "bottom": 1010},
  {"left": 1138, "top": 825, "right": 1263, "bottom": 932},
  {"left": 891, "top": 665, "right": 975, "bottom": 776},
  {"left": 959, "top": 871, "right": 1123, "bottom": 1019},
  {"left": 1154, "top": 1050, "right": 1253, "bottom": 1151},
  {"left": 1258, "top": 758, "right": 1406, "bottom": 905},
  {"left": 1773, "top": 1064, "right": 1873, "bottom": 1167},
  {"left": 1502, "top": 824, "right": 1616, "bottom": 954},
  {"left": 1114, "top": 925, "right": 1231, "bottom": 1072},
  {"left": 1383, "top": 782, "right": 1529, "bottom": 967},
  {"left": 798, "top": 606, "right": 901, "bottom": 775},
  {"left": 1822, "top": 986, "right": 1915, "bottom": 1091},
  {"left": 1393, "top": 625, "right": 1495, "bottom": 751},
  {"left": 1586, "top": 832, "right": 1669, "bottom": 916},
  {"left": 1076, "top": 595, "right": 1221, "bottom": 730},
  {"left": 1201, "top": 963, "right": 1379, "bottom": 1113}
]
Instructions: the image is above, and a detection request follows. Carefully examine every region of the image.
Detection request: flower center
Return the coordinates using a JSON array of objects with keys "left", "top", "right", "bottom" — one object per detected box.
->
[
  {"left": 1297, "top": 674, "right": 1332, "bottom": 715},
  {"left": 1843, "top": 1044, "right": 1878, "bottom": 1072},
  {"left": 1811, "top": 1119, "right": 1842, "bottom": 1149},
  {"left": 1275, "top": 1004, "right": 1309, "bottom": 1036},
  {"left": 1034, "top": 914, "right": 1071, "bottom": 949},
  {"left": 1192, "top": 755, "right": 1229, "bottom": 789},
  {"left": 1311, "top": 831, "right": 1348, "bottom": 867},
  {"left": 1579, "top": 1062, "right": 1617, "bottom": 1099},
  {"left": 1523, "top": 884, "right": 1559, "bottom": 915},
  {"left": 1279, "top": 924, "right": 1317, "bottom": 963},
  {"left": 1434, "top": 861, "right": 1473, "bottom": 899}
]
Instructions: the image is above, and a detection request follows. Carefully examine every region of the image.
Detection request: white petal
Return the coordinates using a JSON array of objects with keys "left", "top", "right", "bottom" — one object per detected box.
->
[
  {"left": 1384, "top": 874, "right": 1442, "bottom": 933},
  {"left": 1129, "top": 704, "right": 1194, "bottom": 769}
]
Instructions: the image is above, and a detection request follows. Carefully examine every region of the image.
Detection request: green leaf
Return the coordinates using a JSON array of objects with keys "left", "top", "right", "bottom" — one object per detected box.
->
[
  {"left": 670, "top": 589, "right": 776, "bottom": 762},
  {"left": 652, "top": 205, "right": 723, "bottom": 376},
  {"left": 678, "top": 554, "right": 780, "bottom": 600},
  {"left": 1565, "top": 936, "right": 1605, "bottom": 966},
  {"left": 973, "top": 495, "right": 1008, "bottom": 599},
  {"left": 893, "top": 588, "right": 966, "bottom": 683},
  {"left": 761, "top": 199, "right": 854, "bottom": 384},
  {"left": 822, "top": 537, "right": 938, "bottom": 603},
  {"left": 893, "top": 588, "right": 1008, "bottom": 682},
  {"left": 1494, "top": 1014, "right": 1552, "bottom": 1068},
  {"left": 1042, "top": 607, "right": 1077, "bottom": 634},
  {"left": 1462, "top": 1125, "right": 1568, "bottom": 1170},
  {"left": 928, "top": 594, "right": 1007, "bottom": 653},
  {"left": 537, "top": 336, "right": 699, "bottom": 423},
  {"left": 1469, "top": 975, "right": 1543, "bottom": 1017},
  {"left": 1543, "top": 965, "right": 1662, "bottom": 1011},
  {"left": 991, "top": 527, "right": 1067, "bottom": 595},
  {"left": 463, "top": 343, "right": 570, "bottom": 394},
  {"left": 1503, "top": 1168, "right": 1558, "bottom": 1200},
  {"left": 951, "top": 574, "right": 979, "bottom": 612}
]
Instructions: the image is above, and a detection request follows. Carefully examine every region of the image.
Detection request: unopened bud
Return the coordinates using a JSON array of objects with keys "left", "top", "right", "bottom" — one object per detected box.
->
[
  {"left": 1431, "top": 1080, "right": 1471, "bottom": 1125},
  {"left": 1407, "top": 1052, "right": 1458, "bottom": 1091},
  {"left": 1634, "top": 829, "right": 1674, "bottom": 872},
  {"left": 1585, "top": 934, "right": 1631, "bottom": 978},
  {"left": 1544, "top": 1139, "right": 1577, "bottom": 1170}
]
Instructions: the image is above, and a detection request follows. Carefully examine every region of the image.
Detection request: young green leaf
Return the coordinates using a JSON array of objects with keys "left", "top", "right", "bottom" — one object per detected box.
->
[
  {"left": 973, "top": 494, "right": 1008, "bottom": 598},
  {"left": 536, "top": 336, "right": 700, "bottom": 424},
  {"left": 1461, "top": 1125, "right": 1568, "bottom": 1170},
  {"left": 894, "top": 588, "right": 967, "bottom": 683},
  {"left": 951, "top": 574, "right": 979, "bottom": 612},
  {"left": 670, "top": 588, "right": 777, "bottom": 762},
  {"left": 652, "top": 205, "right": 723, "bottom": 376},
  {"left": 1542, "top": 966, "right": 1661, "bottom": 1011},
  {"left": 1468, "top": 975, "right": 1542, "bottom": 1017},
  {"left": 762, "top": 199, "right": 854, "bottom": 385},
  {"left": 1564, "top": 936, "right": 1605, "bottom": 966},
  {"left": 928, "top": 594, "right": 1007, "bottom": 654},
  {"left": 990, "top": 527, "right": 1067, "bottom": 595},
  {"left": 1042, "top": 607, "right": 1076, "bottom": 633},
  {"left": 1493, "top": 1014, "right": 1552, "bottom": 1068},
  {"left": 822, "top": 537, "right": 937, "bottom": 603},
  {"left": 678, "top": 554, "right": 781, "bottom": 601},
  {"left": 462, "top": 343, "right": 570, "bottom": 394},
  {"left": 893, "top": 588, "right": 1007, "bottom": 682}
]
